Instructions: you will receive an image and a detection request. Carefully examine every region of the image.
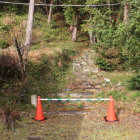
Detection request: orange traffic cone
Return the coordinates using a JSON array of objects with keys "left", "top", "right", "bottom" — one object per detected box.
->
[
  {"left": 33, "top": 96, "right": 47, "bottom": 122},
  {"left": 104, "top": 96, "right": 119, "bottom": 123}
]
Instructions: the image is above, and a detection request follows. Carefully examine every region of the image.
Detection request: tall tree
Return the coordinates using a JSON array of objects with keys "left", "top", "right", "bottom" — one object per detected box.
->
[
  {"left": 48, "top": 0, "right": 53, "bottom": 24},
  {"left": 25, "top": 0, "right": 35, "bottom": 47},
  {"left": 123, "top": 2, "right": 129, "bottom": 24},
  {"left": 107, "top": 0, "right": 112, "bottom": 23},
  {"left": 64, "top": 0, "right": 86, "bottom": 42}
]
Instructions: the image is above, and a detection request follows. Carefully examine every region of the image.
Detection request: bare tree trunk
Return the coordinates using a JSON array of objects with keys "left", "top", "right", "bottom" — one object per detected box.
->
[
  {"left": 14, "top": 39, "right": 25, "bottom": 81},
  {"left": 89, "top": 30, "right": 97, "bottom": 44},
  {"left": 48, "top": 0, "right": 53, "bottom": 24},
  {"left": 72, "top": 26, "right": 77, "bottom": 42},
  {"left": 69, "top": 25, "right": 74, "bottom": 32},
  {"left": 25, "top": 0, "right": 35, "bottom": 47},
  {"left": 123, "top": 2, "right": 129, "bottom": 24},
  {"left": 89, "top": 30, "right": 94, "bottom": 44},
  {"left": 15, "top": 39, "right": 27, "bottom": 104},
  {"left": 107, "top": 0, "right": 112, "bottom": 23}
]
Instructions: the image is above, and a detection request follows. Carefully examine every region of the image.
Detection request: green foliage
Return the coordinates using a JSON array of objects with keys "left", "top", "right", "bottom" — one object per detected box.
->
[
  {"left": 0, "top": 40, "right": 9, "bottom": 49},
  {"left": 53, "top": 13, "right": 65, "bottom": 21},
  {"left": 43, "top": 27, "right": 69, "bottom": 42},
  {"left": 82, "top": 0, "right": 140, "bottom": 72},
  {"left": 0, "top": 24, "right": 11, "bottom": 33},
  {"left": 115, "top": 21, "right": 140, "bottom": 72},
  {"left": 63, "top": 0, "right": 86, "bottom": 25},
  {"left": 128, "top": 74, "right": 140, "bottom": 90},
  {"left": 64, "top": 7, "right": 76, "bottom": 25},
  {"left": 0, "top": 0, "right": 28, "bottom": 14},
  {"left": 96, "top": 57, "right": 116, "bottom": 71},
  {"left": 27, "top": 52, "right": 72, "bottom": 97}
]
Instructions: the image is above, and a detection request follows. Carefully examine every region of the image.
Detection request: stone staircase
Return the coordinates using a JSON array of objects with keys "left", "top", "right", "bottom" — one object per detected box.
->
[{"left": 50, "top": 49, "right": 111, "bottom": 101}]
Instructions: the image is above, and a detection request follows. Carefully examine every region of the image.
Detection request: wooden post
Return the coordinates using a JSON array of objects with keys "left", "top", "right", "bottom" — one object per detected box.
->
[{"left": 31, "top": 95, "right": 37, "bottom": 107}]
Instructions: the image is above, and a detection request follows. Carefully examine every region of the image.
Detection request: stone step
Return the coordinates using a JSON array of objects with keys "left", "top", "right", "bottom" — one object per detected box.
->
[
  {"left": 48, "top": 92, "right": 96, "bottom": 103},
  {"left": 55, "top": 92, "right": 94, "bottom": 98},
  {"left": 46, "top": 110, "right": 90, "bottom": 115}
]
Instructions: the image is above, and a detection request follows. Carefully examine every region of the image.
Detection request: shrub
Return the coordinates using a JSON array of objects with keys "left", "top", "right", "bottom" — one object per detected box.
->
[
  {"left": 0, "top": 40, "right": 9, "bottom": 49},
  {"left": 55, "top": 20, "right": 68, "bottom": 27},
  {"left": 27, "top": 52, "right": 72, "bottom": 97},
  {"left": 0, "top": 24, "right": 11, "bottom": 33},
  {"left": 53, "top": 13, "right": 65, "bottom": 21},
  {"left": 0, "top": 54, "right": 20, "bottom": 79},
  {"left": 128, "top": 74, "right": 140, "bottom": 90},
  {"left": 96, "top": 57, "right": 116, "bottom": 71}
]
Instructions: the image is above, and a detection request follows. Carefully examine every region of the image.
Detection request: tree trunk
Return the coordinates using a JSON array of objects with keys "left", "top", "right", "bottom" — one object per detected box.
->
[
  {"left": 25, "top": 0, "right": 35, "bottom": 47},
  {"left": 89, "top": 30, "right": 94, "bottom": 44},
  {"left": 69, "top": 25, "right": 74, "bottom": 32},
  {"left": 14, "top": 39, "right": 27, "bottom": 104},
  {"left": 72, "top": 26, "right": 77, "bottom": 42},
  {"left": 48, "top": 0, "right": 53, "bottom": 24},
  {"left": 89, "top": 31, "right": 97, "bottom": 44},
  {"left": 123, "top": 2, "right": 129, "bottom": 24},
  {"left": 107, "top": 0, "right": 111, "bottom": 23}
]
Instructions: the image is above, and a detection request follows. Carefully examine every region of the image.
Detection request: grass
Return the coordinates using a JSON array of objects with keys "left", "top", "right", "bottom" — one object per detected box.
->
[
  {"left": 0, "top": 103, "right": 139, "bottom": 140},
  {"left": 100, "top": 71, "right": 134, "bottom": 84},
  {"left": 93, "top": 71, "right": 140, "bottom": 118}
]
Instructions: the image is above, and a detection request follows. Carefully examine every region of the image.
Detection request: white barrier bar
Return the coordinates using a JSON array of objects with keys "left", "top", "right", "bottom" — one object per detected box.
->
[{"left": 38, "top": 98, "right": 113, "bottom": 101}]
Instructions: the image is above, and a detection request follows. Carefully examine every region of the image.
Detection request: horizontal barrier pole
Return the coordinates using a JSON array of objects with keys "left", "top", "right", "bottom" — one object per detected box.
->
[{"left": 38, "top": 98, "right": 113, "bottom": 101}]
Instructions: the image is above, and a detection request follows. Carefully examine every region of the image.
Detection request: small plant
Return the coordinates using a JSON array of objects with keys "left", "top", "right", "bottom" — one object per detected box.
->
[
  {"left": 0, "top": 40, "right": 9, "bottom": 49},
  {"left": 53, "top": 13, "right": 65, "bottom": 21},
  {"left": 96, "top": 57, "right": 116, "bottom": 71},
  {"left": 128, "top": 74, "right": 140, "bottom": 90},
  {"left": 77, "top": 102, "right": 84, "bottom": 109},
  {"left": 0, "top": 107, "right": 21, "bottom": 131},
  {"left": 0, "top": 54, "right": 20, "bottom": 79}
]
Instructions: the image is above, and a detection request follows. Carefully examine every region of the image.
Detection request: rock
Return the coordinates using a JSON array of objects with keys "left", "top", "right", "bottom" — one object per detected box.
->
[
  {"left": 81, "top": 81, "right": 90, "bottom": 85},
  {"left": 92, "top": 75, "right": 98, "bottom": 79},
  {"left": 70, "top": 93, "right": 82, "bottom": 97},
  {"left": 83, "top": 92, "right": 93, "bottom": 97},
  {"left": 73, "top": 72, "right": 82, "bottom": 75},
  {"left": 69, "top": 92, "right": 93, "bottom": 97},
  {"left": 95, "top": 84, "right": 102, "bottom": 89},
  {"left": 116, "top": 82, "right": 122, "bottom": 86},
  {"left": 92, "top": 68, "right": 99, "bottom": 73},
  {"left": 104, "top": 78, "right": 111, "bottom": 82},
  {"left": 82, "top": 105, "right": 94, "bottom": 109},
  {"left": 92, "top": 78, "right": 104, "bottom": 84},
  {"left": 46, "top": 111, "right": 90, "bottom": 115},
  {"left": 86, "top": 78, "right": 93, "bottom": 83},
  {"left": 81, "top": 61, "right": 87, "bottom": 65},
  {"left": 63, "top": 89, "right": 73, "bottom": 92},
  {"left": 84, "top": 88, "right": 98, "bottom": 93},
  {"left": 97, "top": 74, "right": 103, "bottom": 77},
  {"left": 57, "top": 93, "right": 69, "bottom": 97},
  {"left": 102, "top": 83, "right": 106, "bottom": 87},
  {"left": 82, "top": 68, "right": 91, "bottom": 73}
]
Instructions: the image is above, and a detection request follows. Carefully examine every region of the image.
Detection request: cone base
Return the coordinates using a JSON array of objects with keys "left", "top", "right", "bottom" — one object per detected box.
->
[
  {"left": 32, "top": 117, "right": 47, "bottom": 122},
  {"left": 104, "top": 116, "right": 119, "bottom": 123}
]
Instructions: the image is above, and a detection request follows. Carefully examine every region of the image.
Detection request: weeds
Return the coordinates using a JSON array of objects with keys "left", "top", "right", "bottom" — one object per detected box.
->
[{"left": 128, "top": 74, "right": 140, "bottom": 90}]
